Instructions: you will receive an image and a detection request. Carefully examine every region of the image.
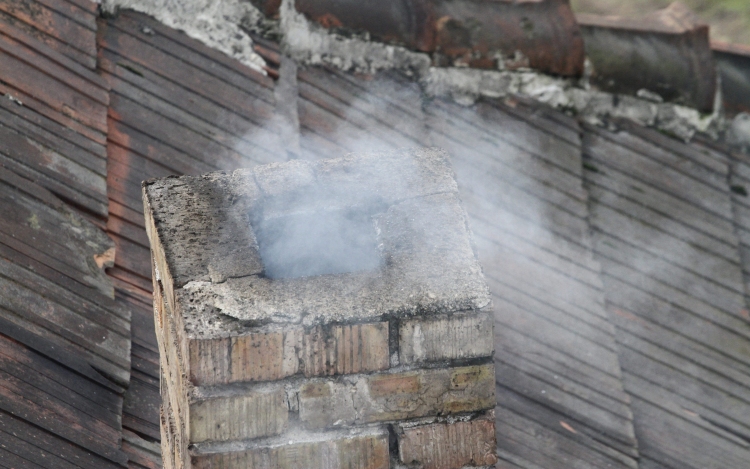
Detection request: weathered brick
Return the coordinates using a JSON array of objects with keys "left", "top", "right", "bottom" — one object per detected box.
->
[
  {"left": 298, "top": 381, "right": 355, "bottom": 428},
  {"left": 188, "top": 330, "right": 297, "bottom": 386},
  {"left": 187, "top": 322, "right": 389, "bottom": 386},
  {"left": 189, "top": 387, "right": 289, "bottom": 443},
  {"left": 301, "top": 322, "right": 390, "bottom": 377},
  {"left": 398, "top": 412, "right": 498, "bottom": 469},
  {"left": 399, "top": 312, "right": 493, "bottom": 364},
  {"left": 298, "top": 364, "right": 495, "bottom": 428},
  {"left": 191, "top": 429, "right": 390, "bottom": 469}
]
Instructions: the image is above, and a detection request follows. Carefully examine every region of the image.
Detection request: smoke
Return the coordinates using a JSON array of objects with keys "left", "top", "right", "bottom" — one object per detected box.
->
[{"left": 255, "top": 208, "right": 382, "bottom": 279}]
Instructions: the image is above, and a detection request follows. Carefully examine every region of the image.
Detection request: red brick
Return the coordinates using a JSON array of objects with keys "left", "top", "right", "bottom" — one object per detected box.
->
[
  {"left": 398, "top": 412, "right": 498, "bottom": 469},
  {"left": 192, "top": 430, "right": 390, "bottom": 469}
]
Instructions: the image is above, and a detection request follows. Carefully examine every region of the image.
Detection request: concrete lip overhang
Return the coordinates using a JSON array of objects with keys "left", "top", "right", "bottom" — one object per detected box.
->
[{"left": 143, "top": 148, "right": 491, "bottom": 338}]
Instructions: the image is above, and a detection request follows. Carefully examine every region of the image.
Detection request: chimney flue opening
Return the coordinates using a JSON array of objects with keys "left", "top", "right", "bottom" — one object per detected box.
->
[{"left": 255, "top": 208, "right": 382, "bottom": 279}]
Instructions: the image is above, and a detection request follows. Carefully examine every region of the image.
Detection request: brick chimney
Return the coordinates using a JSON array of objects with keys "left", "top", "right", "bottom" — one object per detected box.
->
[{"left": 143, "top": 148, "right": 497, "bottom": 469}]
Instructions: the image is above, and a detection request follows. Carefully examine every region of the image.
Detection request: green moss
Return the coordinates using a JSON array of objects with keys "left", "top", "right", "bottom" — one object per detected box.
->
[
  {"left": 118, "top": 62, "right": 144, "bottom": 77},
  {"left": 731, "top": 184, "right": 748, "bottom": 197},
  {"left": 583, "top": 161, "right": 600, "bottom": 173}
]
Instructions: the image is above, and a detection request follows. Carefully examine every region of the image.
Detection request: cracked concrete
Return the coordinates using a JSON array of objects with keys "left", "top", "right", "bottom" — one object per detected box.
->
[
  {"left": 103, "top": 0, "right": 739, "bottom": 146},
  {"left": 101, "top": 0, "right": 268, "bottom": 73}
]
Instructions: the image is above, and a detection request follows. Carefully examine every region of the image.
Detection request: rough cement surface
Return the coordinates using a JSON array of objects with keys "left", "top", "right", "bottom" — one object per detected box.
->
[
  {"left": 278, "top": 0, "right": 430, "bottom": 75},
  {"left": 105, "top": 0, "right": 737, "bottom": 146},
  {"left": 145, "top": 148, "right": 490, "bottom": 334},
  {"left": 143, "top": 171, "right": 264, "bottom": 288},
  {"left": 422, "top": 67, "right": 723, "bottom": 142},
  {"left": 101, "top": 0, "right": 268, "bottom": 74},
  {"left": 179, "top": 191, "right": 490, "bottom": 331}
]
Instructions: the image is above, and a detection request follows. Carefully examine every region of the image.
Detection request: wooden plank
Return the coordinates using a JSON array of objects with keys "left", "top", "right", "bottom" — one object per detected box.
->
[
  {"left": 109, "top": 266, "right": 153, "bottom": 295},
  {"left": 0, "top": 378, "right": 125, "bottom": 462},
  {"left": 98, "top": 18, "right": 274, "bottom": 114},
  {"left": 298, "top": 81, "right": 418, "bottom": 147},
  {"left": 583, "top": 132, "right": 734, "bottom": 220},
  {"left": 0, "top": 276, "right": 130, "bottom": 372},
  {"left": 618, "top": 350, "right": 750, "bottom": 441},
  {"left": 472, "top": 219, "right": 603, "bottom": 289},
  {"left": 425, "top": 106, "right": 586, "bottom": 201},
  {"left": 108, "top": 214, "right": 150, "bottom": 248},
  {"left": 0, "top": 253, "right": 129, "bottom": 333},
  {"left": 452, "top": 152, "right": 588, "bottom": 232},
  {"left": 0, "top": 18, "right": 106, "bottom": 95},
  {"left": 29, "top": 0, "right": 97, "bottom": 30},
  {"left": 585, "top": 162, "right": 737, "bottom": 245},
  {"left": 466, "top": 199, "right": 596, "bottom": 266},
  {"left": 0, "top": 152, "right": 107, "bottom": 218},
  {"left": 122, "top": 429, "right": 162, "bottom": 469},
  {"left": 486, "top": 250, "right": 607, "bottom": 320},
  {"left": 110, "top": 232, "right": 153, "bottom": 280},
  {"left": 0, "top": 81, "right": 106, "bottom": 146},
  {"left": 99, "top": 50, "right": 281, "bottom": 154},
  {"left": 497, "top": 359, "right": 634, "bottom": 427},
  {"left": 0, "top": 286, "right": 130, "bottom": 383},
  {"left": 612, "top": 306, "right": 750, "bottom": 389},
  {"left": 0, "top": 0, "right": 96, "bottom": 62},
  {"left": 0, "top": 37, "right": 107, "bottom": 127},
  {"left": 602, "top": 253, "right": 750, "bottom": 339},
  {"left": 0, "top": 10, "right": 94, "bottom": 69},
  {"left": 0, "top": 334, "right": 121, "bottom": 414},
  {"left": 595, "top": 233, "right": 747, "bottom": 319},
  {"left": 0, "top": 109, "right": 106, "bottom": 176},
  {"left": 0, "top": 365, "right": 121, "bottom": 444},
  {"left": 122, "top": 371, "right": 161, "bottom": 440},
  {"left": 602, "top": 120, "right": 729, "bottom": 177},
  {"left": 0, "top": 231, "right": 129, "bottom": 329},
  {"left": 106, "top": 77, "right": 279, "bottom": 164},
  {"left": 108, "top": 197, "right": 146, "bottom": 228},
  {"left": 298, "top": 67, "right": 429, "bottom": 147},
  {"left": 630, "top": 397, "right": 750, "bottom": 469},
  {"left": 431, "top": 102, "right": 585, "bottom": 190},
  {"left": 112, "top": 11, "right": 274, "bottom": 95},
  {"left": 497, "top": 385, "right": 639, "bottom": 458},
  {"left": 490, "top": 277, "right": 614, "bottom": 346},
  {"left": 107, "top": 92, "right": 264, "bottom": 171},
  {"left": 0, "top": 98, "right": 106, "bottom": 159},
  {"left": 605, "top": 277, "right": 750, "bottom": 368},
  {"left": 429, "top": 98, "right": 582, "bottom": 176},
  {"left": 495, "top": 407, "right": 636, "bottom": 469},
  {"left": 0, "top": 409, "right": 124, "bottom": 469},
  {"left": 590, "top": 202, "right": 744, "bottom": 292},
  {"left": 128, "top": 304, "right": 159, "bottom": 354},
  {"left": 496, "top": 340, "right": 630, "bottom": 409},
  {"left": 493, "top": 293, "right": 621, "bottom": 378}
]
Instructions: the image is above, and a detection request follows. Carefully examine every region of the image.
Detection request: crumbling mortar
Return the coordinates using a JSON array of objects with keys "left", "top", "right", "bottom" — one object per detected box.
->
[
  {"left": 188, "top": 355, "right": 494, "bottom": 402},
  {"left": 272, "top": 0, "right": 747, "bottom": 150}
]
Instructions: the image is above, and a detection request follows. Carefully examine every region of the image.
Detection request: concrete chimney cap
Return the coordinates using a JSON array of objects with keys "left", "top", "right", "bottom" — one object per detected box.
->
[{"left": 143, "top": 147, "right": 491, "bottom": 337}]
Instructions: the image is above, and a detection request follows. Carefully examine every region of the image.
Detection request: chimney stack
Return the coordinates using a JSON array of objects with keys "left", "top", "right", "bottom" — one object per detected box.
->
[{"left": 143, "top": 148, "right": 497, "bottom": 469}]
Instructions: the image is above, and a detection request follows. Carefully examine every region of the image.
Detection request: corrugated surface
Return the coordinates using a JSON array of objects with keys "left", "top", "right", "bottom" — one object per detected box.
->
[
  {"left": 3, "top": 3, "right": 750, "bottom": 469},
  {"left": 296, "top": 65, "right": 639, "bottom": 469},
  {"left": 96, "top": 11, "right": 282, "bottom": 465},
  {"left": 0, "top": 17, "right": 108, "bottom": 221},
  {"left": 0, "top": 0, "right": 99, "bottom": 69},
  {"left": 583, "top": 121, "right": 750, "bottom": 468},
  {"left": 0, "top": 8, "right": 130, "bottom": 467}
]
